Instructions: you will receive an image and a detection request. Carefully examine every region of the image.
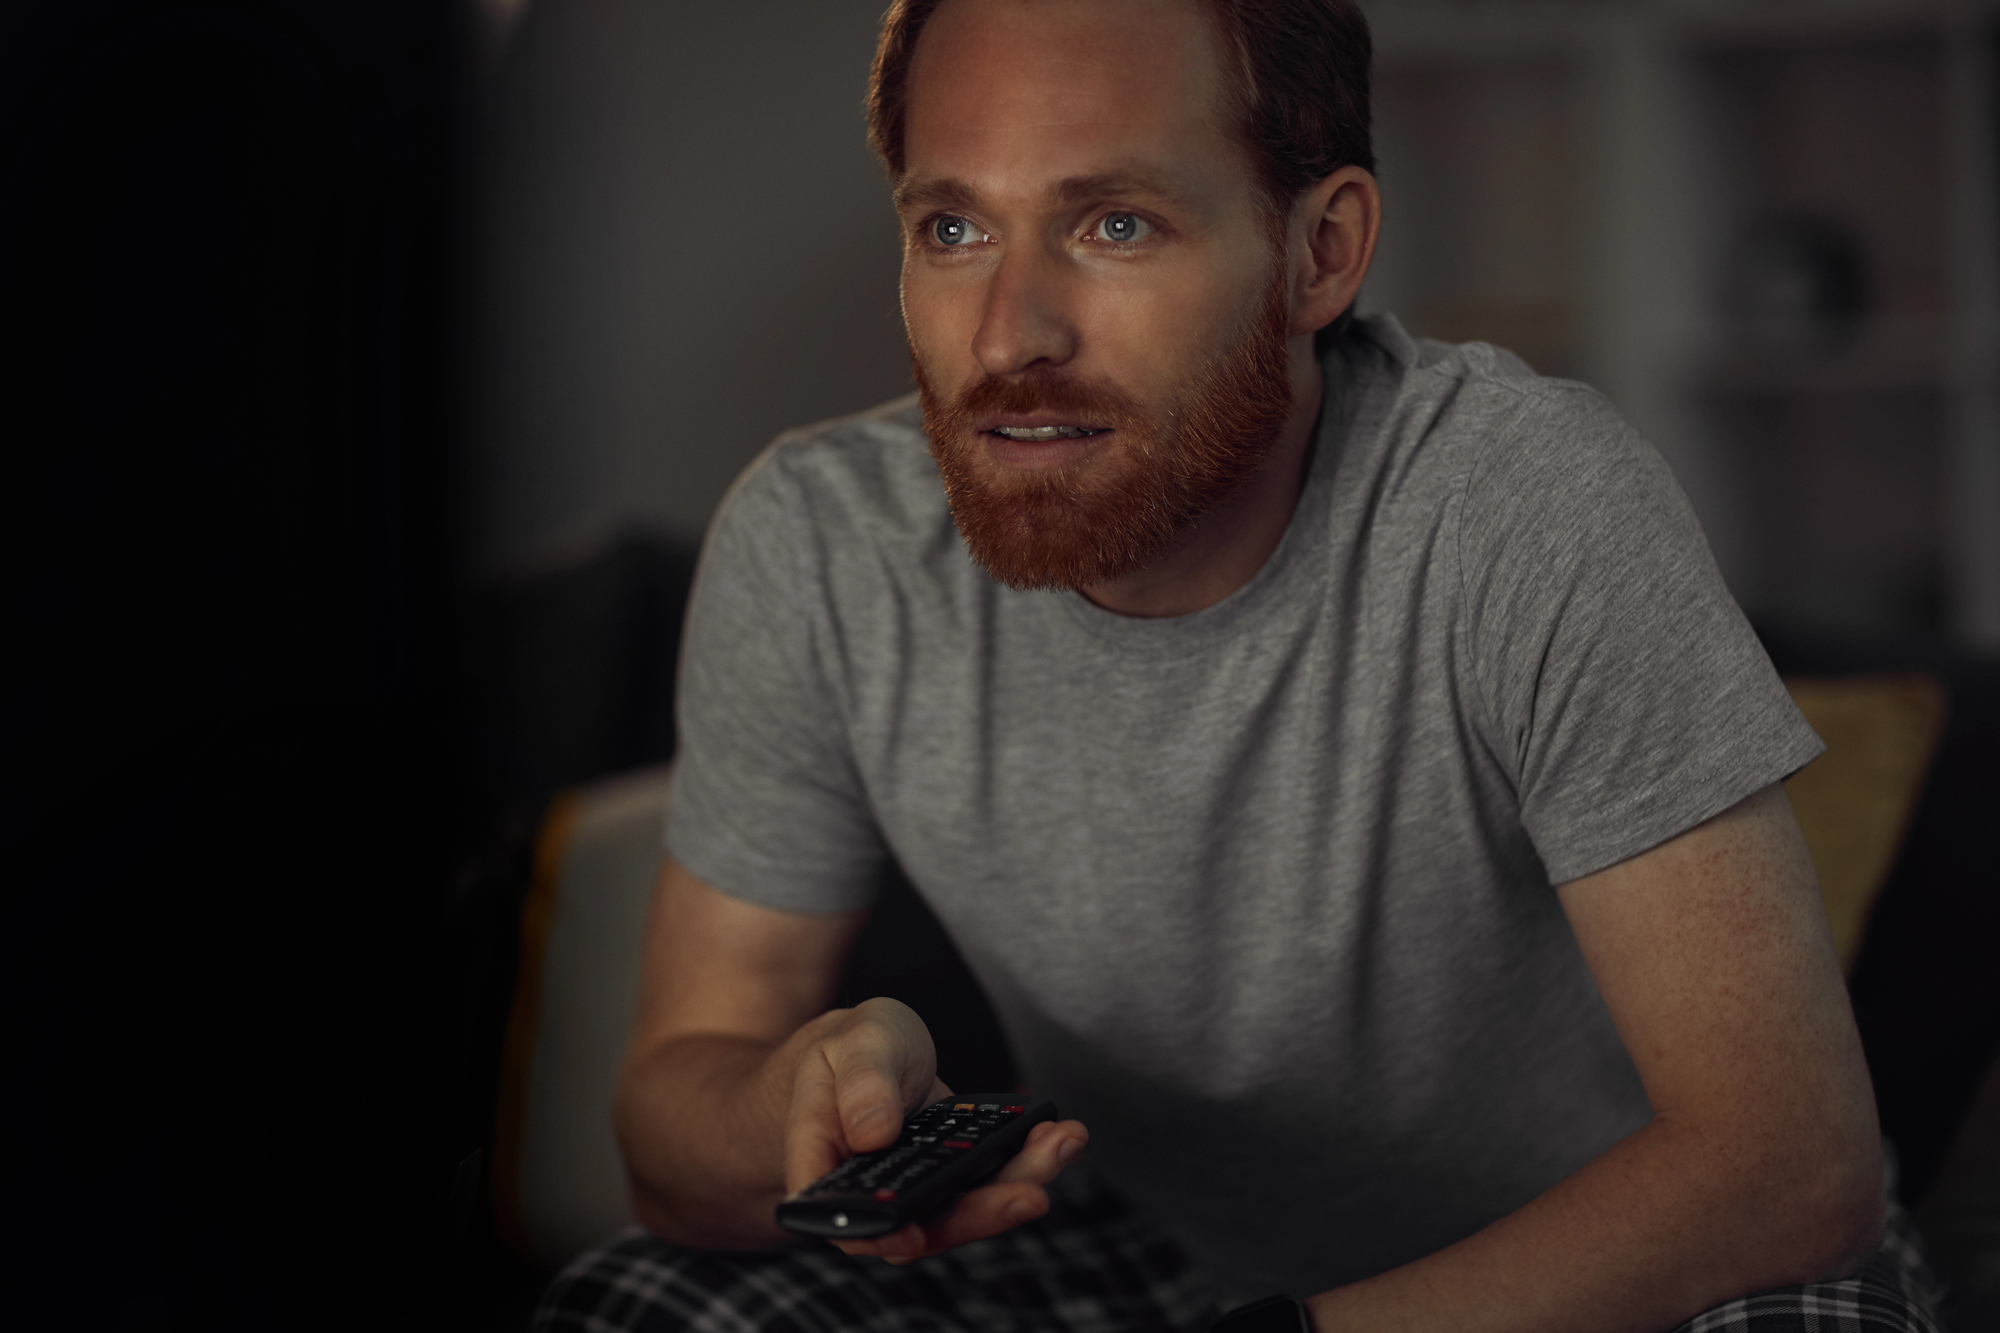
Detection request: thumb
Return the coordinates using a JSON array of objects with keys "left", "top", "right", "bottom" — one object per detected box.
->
[
  {"left": 834, "top": 1060, "right": 907, "bottom": 1153},
  {"left": 830, "top": 998, "right": 937, "bottom": 1152}
]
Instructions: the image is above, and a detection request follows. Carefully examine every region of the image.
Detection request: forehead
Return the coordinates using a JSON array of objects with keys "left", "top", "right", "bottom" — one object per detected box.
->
[{"left": 901, "top": 0, "right": 1245, "bottom": 204}]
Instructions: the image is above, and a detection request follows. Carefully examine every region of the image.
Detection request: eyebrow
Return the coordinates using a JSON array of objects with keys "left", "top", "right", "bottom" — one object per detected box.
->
[
  {"left": 1049, "top": 169, "right": 1195, "bottom": 210},
  {"left": 893, "top": 165, "right": 1197, "bottom": 217},
  {"left": 893, "top": 175, "right": 982, "bottom": 216}
]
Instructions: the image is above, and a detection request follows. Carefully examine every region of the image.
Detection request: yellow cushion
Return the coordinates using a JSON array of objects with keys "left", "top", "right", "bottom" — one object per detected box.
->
[
  {"left": 492, "top": 765, "right": 674, "bottom": 1266},
  {"left": 1782, "top": 675, "right": 1946, "bottom": 974}
]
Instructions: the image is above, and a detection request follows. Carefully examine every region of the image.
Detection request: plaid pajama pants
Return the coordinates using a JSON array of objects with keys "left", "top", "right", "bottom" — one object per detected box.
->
[{"left": 534, "top": 1169, "right": 1945, "bottom": 1333}]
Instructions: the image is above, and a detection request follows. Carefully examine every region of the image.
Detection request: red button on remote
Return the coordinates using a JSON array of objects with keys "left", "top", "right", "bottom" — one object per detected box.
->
[
  {"left": 873, "top": 1188, "right": 896, "bottom": 1201},
  {"left": 941, "top": 1139, "right": 972, "bottom": 1149}
]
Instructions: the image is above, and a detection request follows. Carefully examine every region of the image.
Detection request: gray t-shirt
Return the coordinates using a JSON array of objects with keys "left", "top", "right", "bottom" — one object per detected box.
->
[{"left": 666, "top": 313, "right": 1822, "bottom": 1298}]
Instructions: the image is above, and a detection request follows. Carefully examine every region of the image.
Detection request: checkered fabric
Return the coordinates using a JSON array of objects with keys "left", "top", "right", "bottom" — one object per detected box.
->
[
  {"left": 533, "top": 1171, "right": 1217, "bottom": 1333},
  {"left": 535, "top": 1171, "right": 1943, "bottom": 1333},
  {"left": 1666, "top": 1188, "right": 1943, "bottom": 1333}
]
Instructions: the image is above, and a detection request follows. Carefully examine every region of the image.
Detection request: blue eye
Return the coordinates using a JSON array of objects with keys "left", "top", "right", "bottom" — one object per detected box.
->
[
  {"left": 1094, "top": 212, "right": 1152, "bottom": 243},
  {"left": 931, "top": 215, "right": 982, "bottom": 247}
]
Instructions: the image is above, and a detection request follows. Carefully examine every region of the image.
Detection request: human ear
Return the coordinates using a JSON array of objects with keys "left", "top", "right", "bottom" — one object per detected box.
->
[{"left": 1289, "top": 165, "right": 1381, "bottom": 338}]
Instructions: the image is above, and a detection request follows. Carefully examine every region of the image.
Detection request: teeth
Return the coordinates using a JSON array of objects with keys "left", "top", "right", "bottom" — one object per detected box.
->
[{"left": 993, "top": 425, "right": 1101, "bottom": 440}]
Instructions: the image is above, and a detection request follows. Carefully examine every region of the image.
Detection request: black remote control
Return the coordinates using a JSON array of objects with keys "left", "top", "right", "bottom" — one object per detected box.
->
[{"left": 776, "top": 1094, "right": 1057, "bottom": 1238}]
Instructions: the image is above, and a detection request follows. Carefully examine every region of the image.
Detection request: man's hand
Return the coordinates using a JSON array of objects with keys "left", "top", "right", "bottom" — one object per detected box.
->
[
  {"left": 618, "top": 858, "right": 1087, "bottom": 1255},
  {"left": 781, "top": 997, "right": 1089, "bottom": 1263}
]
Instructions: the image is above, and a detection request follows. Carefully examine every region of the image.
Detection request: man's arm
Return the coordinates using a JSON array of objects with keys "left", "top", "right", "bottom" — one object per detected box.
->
[
  {"left": 615, "top": 855, "right": 1088, "bottom": 1255},
  {"left": 1304, "top": 783, "right": 1883, "bottom": 1332}
]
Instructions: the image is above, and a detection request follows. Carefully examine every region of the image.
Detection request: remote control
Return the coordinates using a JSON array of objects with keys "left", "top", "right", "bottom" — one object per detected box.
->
[{"left": 776, "top": 1094, "right": 1058, "bottom": 1238}]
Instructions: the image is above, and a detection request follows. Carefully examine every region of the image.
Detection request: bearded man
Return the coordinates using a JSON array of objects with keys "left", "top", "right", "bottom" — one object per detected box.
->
[{"left": 536, "top": 2, "right": 1941, "bottom": 1331}]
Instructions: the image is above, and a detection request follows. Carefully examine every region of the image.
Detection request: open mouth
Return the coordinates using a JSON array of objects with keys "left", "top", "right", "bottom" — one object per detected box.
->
[{"left": 988, "top": 425, "right": 1110, "bottom": 440}]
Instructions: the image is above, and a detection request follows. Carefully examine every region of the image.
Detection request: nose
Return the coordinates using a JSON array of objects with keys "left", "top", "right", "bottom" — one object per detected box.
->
[{"left": 971, "top": 243, "right": 1078, "bottom": 377}]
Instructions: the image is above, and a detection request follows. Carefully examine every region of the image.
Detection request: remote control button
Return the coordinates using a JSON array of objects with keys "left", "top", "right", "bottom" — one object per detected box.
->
[
  {"left": 873, "top": 1189, "right": 896, "bottom": 1201},
  {"left": 941, "top": 1139, "right": 972, "bottom": 1149},
  {"left": 833, "top": 1214, "right": 849, "bottom": 1228}
]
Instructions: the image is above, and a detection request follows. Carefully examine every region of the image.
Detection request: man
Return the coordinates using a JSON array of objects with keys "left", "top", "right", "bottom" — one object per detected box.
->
[{"left": 538, "top": 1, "right": 1940, "bottom": 1329}]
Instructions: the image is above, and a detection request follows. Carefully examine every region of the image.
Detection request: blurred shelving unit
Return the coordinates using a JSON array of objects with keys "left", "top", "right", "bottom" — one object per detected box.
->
[{"left": 1360, "top": 0, "right": 2000, "bottom": 651}]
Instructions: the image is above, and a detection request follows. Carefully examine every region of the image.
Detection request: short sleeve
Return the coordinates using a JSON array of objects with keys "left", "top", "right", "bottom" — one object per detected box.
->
[
  {"left": 1457, "top": 384, "right": 1823, "bottom": 884},
  {"left": 663, "top": 443, "right": 886, "bottom": 913}
]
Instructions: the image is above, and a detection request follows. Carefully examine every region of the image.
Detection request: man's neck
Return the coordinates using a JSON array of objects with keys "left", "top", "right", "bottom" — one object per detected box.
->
[{"left": 1079, "top": 346, "right": 1324, "bottom": 619}]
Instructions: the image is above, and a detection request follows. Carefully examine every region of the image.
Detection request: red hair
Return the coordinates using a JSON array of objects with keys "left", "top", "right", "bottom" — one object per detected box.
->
[{"left": 865, "top": 0, "right": 1374, "bottom": 214}]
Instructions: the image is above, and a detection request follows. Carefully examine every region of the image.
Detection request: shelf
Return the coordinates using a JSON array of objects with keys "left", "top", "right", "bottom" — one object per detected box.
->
[{"left": 1365, "top": 0, "right": 2000, "bottom": 642}]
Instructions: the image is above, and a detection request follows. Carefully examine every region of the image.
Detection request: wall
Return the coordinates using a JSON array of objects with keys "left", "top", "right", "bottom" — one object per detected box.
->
[{"left": 471, "top": 0, "right": 912, "bottom": 572}]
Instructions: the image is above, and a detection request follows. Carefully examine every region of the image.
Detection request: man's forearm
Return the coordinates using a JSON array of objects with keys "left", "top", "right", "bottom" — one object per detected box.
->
[
  {"left": 615, "top": 1020, "right": 825, "bottom": 1250},
  {"left": 1304, "top": 1114, "right": 1883, "bottom": 1333}
]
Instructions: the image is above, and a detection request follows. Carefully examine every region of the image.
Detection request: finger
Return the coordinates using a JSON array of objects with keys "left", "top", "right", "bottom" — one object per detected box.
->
[
  {"left": 847, "top": 996, "right": 942, "bottom": 1110},
  {"left": 992, "top": 1119, "right": 1088, "bottom": 1185},
  {"left": 827, "top": 1121, "right": 1090, "bottom": 1262},
  {"left": 906, "top": 1180, "right": 1050, "bottom": 1254},
  {"left": 783, "top": 1047, "right": 849, "bottom": 1194},
  {"left": 831, "top": 1059, "right": 906, "bottom": 1154},
  {"left": 834, "top": 1178, "right": 1051, "bottom": 1263},
  {"left": 826, "top": 1001, "right": 936, "bottom": 1152}
]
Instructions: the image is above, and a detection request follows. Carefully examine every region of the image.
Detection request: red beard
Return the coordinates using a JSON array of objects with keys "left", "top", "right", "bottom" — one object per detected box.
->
[{"left": 914, "top": 269, "right": 1295, "bottom": 593}]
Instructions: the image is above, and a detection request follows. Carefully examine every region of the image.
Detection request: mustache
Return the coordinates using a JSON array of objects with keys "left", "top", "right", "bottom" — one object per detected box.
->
[{"left": 946, "top": 366, "right": 1146, "bottom": 429}]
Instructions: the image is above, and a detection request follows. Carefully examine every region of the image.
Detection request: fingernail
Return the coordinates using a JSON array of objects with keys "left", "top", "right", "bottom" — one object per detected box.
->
[
  {"left": 1004, "top": 1198, "right": 1033, "bottom": 1224},
  {"left": 1058, "top": 1138, "right": 1082, "bottom": 1165}
]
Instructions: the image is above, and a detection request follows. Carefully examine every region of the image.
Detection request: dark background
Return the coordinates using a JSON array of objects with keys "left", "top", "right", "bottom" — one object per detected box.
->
[
  {"left": 3, "top": 0, "right": 1996, "bottom": 1329},
  {"left": 2, "top": 0, "right": 469, "bottom": 1327}
]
